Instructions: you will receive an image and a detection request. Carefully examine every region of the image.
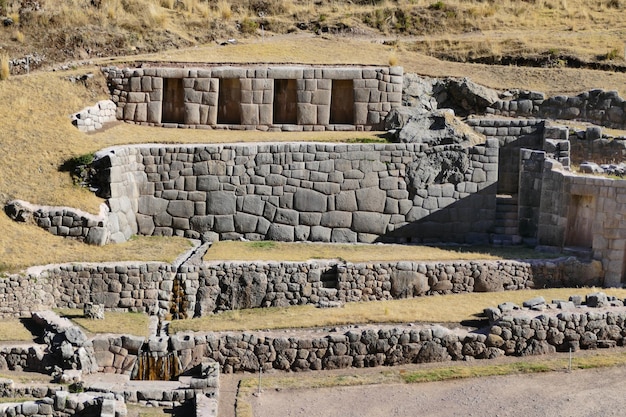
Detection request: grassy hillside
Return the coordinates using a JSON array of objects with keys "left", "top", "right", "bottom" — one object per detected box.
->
[{"left": 0, "top": 0, "right": 624, "bottom": 72}]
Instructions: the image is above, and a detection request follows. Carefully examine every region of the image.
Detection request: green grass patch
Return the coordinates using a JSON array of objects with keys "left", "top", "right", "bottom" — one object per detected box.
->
[
  {"left": 204, "top": 241, "right": 560, "bottom": 263},
  {"left": 56, "top": 309, "right": 150, "bottom": 337},
  {"left": 169, "top": 287, "right": 626, "bottom": 333},
  {"left": 0, "top": 319, "right": 34, "bottom": 342}
]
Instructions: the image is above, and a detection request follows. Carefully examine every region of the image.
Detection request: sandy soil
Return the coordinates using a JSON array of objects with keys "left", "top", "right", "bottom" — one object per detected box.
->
[{"left": 249, "top": 366, "right": 626, "bottom": 417}]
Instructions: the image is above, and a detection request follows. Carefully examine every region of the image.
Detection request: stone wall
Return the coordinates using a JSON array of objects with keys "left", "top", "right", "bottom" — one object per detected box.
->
[
  {"left": 0, "top": 257, "right": 602, "bottom": 319},
  {"left": 95, "top": 141, "right": 499, "bottom": 245},
  {"left": 91, "top": 305, "right": 626, "bottom": 375},
  {"left": 182, "top": 257, "right": 601, "bottom": 317},
  {"left": 465, "top": 118, "right": 544, "bottom": 194},
  {"left": 536, "top": 160, "right": 626, "bottom": 286},
  {"left": 103, "top": 65, "right": 403, "bottom": 131},
  {"left": 487, "top": 89, "right": 626, "bottom": 130},
  {"left": 0, "top": 391, "right": 124, "bottom": 417},
  {"left": 70, "top": 100, "right": 117, "bottom": 133}
]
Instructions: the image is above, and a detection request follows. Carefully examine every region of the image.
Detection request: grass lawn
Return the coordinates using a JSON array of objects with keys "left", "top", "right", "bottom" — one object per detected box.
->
[
  {"left": 203, "top": 241, "right": 559, "bottom": 263},
  {"left": 169, "top": 287, "right": 626, "bottom": 333},
  {"left": 0, "top": 319, "right": 34, "bottom": 342},
  {"left": 56, "top": 309, "right": 151, "bottom": 337}
]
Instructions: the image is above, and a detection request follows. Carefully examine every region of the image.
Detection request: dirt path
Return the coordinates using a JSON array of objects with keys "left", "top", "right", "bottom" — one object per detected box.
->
[
  {"left": 250, "top": 366, "right": 626, "bottom": 417},
  {"left": 218, "top": 347, "right": 626, "bottom": 417}
]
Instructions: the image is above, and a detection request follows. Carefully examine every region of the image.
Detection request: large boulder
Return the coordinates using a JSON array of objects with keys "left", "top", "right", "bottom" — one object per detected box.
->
[
  {"left": 435, "top": 77, "right": 501, "bottom": 116},
  {"left": 386, "top": 108, "right": 484, "bottom": 147}
]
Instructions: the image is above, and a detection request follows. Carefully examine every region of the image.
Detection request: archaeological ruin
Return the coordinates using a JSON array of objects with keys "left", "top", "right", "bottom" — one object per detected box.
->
[{"left": 4, "top": 63, "right": 626, "bottom": 417}]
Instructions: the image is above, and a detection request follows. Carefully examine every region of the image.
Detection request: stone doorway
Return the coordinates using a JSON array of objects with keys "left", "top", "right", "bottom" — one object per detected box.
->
[
  {"left": 330, "top": 80, "right": 354, "bottom": 124},
  {"left": 565, "top": 194, "right": 595, "bottom": 248},
  {"left": 217, "top": 78, "right": 242, "bottom": 124},
  {"left": 273, "top": 79, "right": 297, "bottom": 124},
  {"left": 161, "top": 78, "right": 185, "bottom": 124}
]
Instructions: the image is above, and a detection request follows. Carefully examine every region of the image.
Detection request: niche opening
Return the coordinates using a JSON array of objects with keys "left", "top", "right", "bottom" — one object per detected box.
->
[
  {"left": 217, "top": 78, "right": 241, "bottom": 124},
  {"left": 273, "top": 79, "right": 297, "bottom": 124},
  {"left": 330, "top": 80, "right": 354, "bottom": 124}
]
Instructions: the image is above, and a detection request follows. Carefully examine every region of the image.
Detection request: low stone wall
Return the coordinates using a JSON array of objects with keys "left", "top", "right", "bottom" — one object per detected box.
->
[
  {"left": 93, "top": 303, "right": 626, "bottom": 375},
  {"left": 0, "top": 345, "right": 48, "bottom": 373},
  {"left": 487, "top": 89, "right": 626, "bottom": 130},
  {"left": 0, "top": 391, "right": 124, "bottom": 417},
  {"left": 4, "top": 200, "right": 109, "bottom": 246},
  {"left": 181, "top": 257, "right": 602, "bottom": 317},
  {"left": 70, "top": 100, "right": 117, "bottom": 133},
  {"left": 0, "top": 256, "right": 603, "bottom": 319}
]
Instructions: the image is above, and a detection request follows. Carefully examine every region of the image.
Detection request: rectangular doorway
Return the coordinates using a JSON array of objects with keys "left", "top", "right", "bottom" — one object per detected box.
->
[
  {"left": 217, "top": 78, "right": 241, "bottom": 124},
  {"left": 330, "top": 80, "right": 354, "bottom": 124},
  {"left": 162, "top": 78, "right": 184, "bottom": 124},
  {"left": 564, "top": 194, "right": 595, "bottom": 248},
  {"left": 273, "top": 79, "right": 297, "bottom": 124}
]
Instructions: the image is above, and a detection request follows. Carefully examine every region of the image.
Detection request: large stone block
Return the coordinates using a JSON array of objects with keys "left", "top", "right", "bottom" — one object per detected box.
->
[
  {"left": 294, "top": 189, "right": 327, "bottom": 212},
  {"left": 335, "top": 191, "right": 358, "bottom": 211},
  {"left": 267, "top": 224, "right": 294, "bottom": 241},
  {"left": 207, "top": 191, "right": 236, "bottom": 215},
  {"left": 297, "top": 103, "right": 317, "bottom": 125},
  {"left": 355, "top": 188, "right": 387, "bottom": 212},
  {"left": 331, "top": 228, "right": 358, "bottom": 243},
  {"left": 138, "top": 196, "right": 169, "bottom": 216},
  {"left": 352, "top": 212, "right": 390, "bottom": 234},
  {"left": 167, "top": 201, "right": 195, "bottom": 218},
  {"left": 310, "top": 226, "right": 331, "bottom": 242},
  {"left": 321, "top": 211, "right": 352, "bottom": 228}
]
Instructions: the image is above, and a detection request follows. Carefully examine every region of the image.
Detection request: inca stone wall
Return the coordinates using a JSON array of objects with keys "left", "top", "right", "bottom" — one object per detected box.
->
[
  {"left": 103, "top": 65, "right": 403, "bottom": 131},
  {"left": 465, "top": 118, "right": 545, "bottom": 194},
  {"left": 487, "top": 89, "right": 626, "bottom": 130},
  {"left": 181, "top": 257, "right": 601, "bottom": 317},
  {"left": 89, "top": 304, "right": 626, "bottom": 375},
  {"left": 96, "top": 141, "right": 499, "bottom": 245},
  {"left": 0, "top": 257, "right": 602, "bottom": 319},
  {"left": 70, "top": 99, "right": 117, "bottom": 133},
  {"left": 532, "top": 159, "right": 626, "bottom": 286}
]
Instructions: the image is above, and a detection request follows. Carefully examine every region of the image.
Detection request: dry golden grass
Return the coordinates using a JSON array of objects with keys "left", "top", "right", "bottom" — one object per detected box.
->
[
  {"left": 169, "top": 287, "right": 626, "bottom": 333},
  {"left": 0, "top": 53, "right": 9, "bottom": 81},
  {"left": 203, "top": 241, "right": 553, "bottom": 263},
  {"left": 56, "top": 309, "right": 151, "bottom": 337},
  {"left": 0, "top": 318, "right": 34, "bottom": 341}
]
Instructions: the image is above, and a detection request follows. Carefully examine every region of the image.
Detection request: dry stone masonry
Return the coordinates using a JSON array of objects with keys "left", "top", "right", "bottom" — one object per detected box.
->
[
  {"left": 70, "top": 100, "right": 117, "bottom": 133},
  {"left": 103, "top": 64, "right": 403, "bottom": 131}
]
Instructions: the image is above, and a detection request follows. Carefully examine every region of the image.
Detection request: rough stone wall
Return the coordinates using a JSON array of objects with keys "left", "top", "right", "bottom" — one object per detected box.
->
[
  {"left": 488, "top": 89, "right": 626, "bottom": 130},
  {"left": 537, "top": 161, "right": 626, "bottom": 286},
  {"left": 70, "top": 99, "right": 117, "bottom": 133},
  {"left": 103, "top": 65, "right": 403, "bottom": 131},
  {"left": 0, "top": 391, "right": 123, "bottom": 417},
  {"left": 0, "top": 257, "right": 602, "bottom": 319},
  {"left": 181, "top": 257, "right": 602, "bottom": 317},
  {"left": 569, "top": 136, "right": 626, "bottom": 164},
  {"left": 466, "top": 118, "right": 544, "bottom": 194},
  {"left": 0, "top": 262, "right": 174, "bottom": 319},
  {"left": 91, "top": 307, "right": 626, "bottom": 375},
  {"left": 93, "top": 141, "right": 499, "bottom": 245}
]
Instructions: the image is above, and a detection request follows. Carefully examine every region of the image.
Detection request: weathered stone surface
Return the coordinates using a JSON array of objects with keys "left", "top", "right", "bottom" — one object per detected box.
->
[{"left": 207, "top": 191, "right": 236, "bottom": 215}]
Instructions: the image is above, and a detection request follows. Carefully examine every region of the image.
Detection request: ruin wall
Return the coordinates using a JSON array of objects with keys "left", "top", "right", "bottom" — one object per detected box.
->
[
  {"left": 98, "top": 141, "right": 499, "bottom": 245},
  {"left": 535, "top": 160, "right": 626, "bottom": 286},
  {"left": 0, "top": 257, "right": 602, "bottom": 319},
  {"left": 104, "top": 65, "right": 403, "bottom": 131},
  {"left": 487, "top": 89, "right": 626, "bottom": 130}
]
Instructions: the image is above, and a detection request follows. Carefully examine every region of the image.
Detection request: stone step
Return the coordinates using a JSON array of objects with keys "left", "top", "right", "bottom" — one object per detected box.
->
[
  {"left": 490, "top": 234, "right": 523, "bottom": 246},
  {"left": 492, "top": 226, "right": 519, "bottom": 235},
  {"left": 495, "top": 211, "right": 518, "bottom": 220}
]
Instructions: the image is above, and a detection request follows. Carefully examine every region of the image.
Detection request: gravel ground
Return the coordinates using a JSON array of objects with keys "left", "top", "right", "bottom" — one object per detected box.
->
[{"left": 249, "top": 365, "right": 626, "bottom": 417}]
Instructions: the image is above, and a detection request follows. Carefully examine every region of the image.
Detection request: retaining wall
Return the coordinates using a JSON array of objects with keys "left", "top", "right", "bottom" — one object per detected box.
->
[
  {"left": 98, "top": 141, "right": 499, "bottom": 245},
  {"left": 103, "top": 65, "right": 403, "bottom": 131},
  {"left": 90, "top": 305, "right": 626, "bottom": 375},
  {"left": 70, "top": 100, "right": 117, "bottom": 133},
  {"left": 487, "top": 89, "right": 626, "bottom": 130}
]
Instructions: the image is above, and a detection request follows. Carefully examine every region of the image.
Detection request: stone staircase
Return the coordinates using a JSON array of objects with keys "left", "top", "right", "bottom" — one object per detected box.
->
[{"left": 490, "top": 194, "right": 522, "bottom": 246}]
